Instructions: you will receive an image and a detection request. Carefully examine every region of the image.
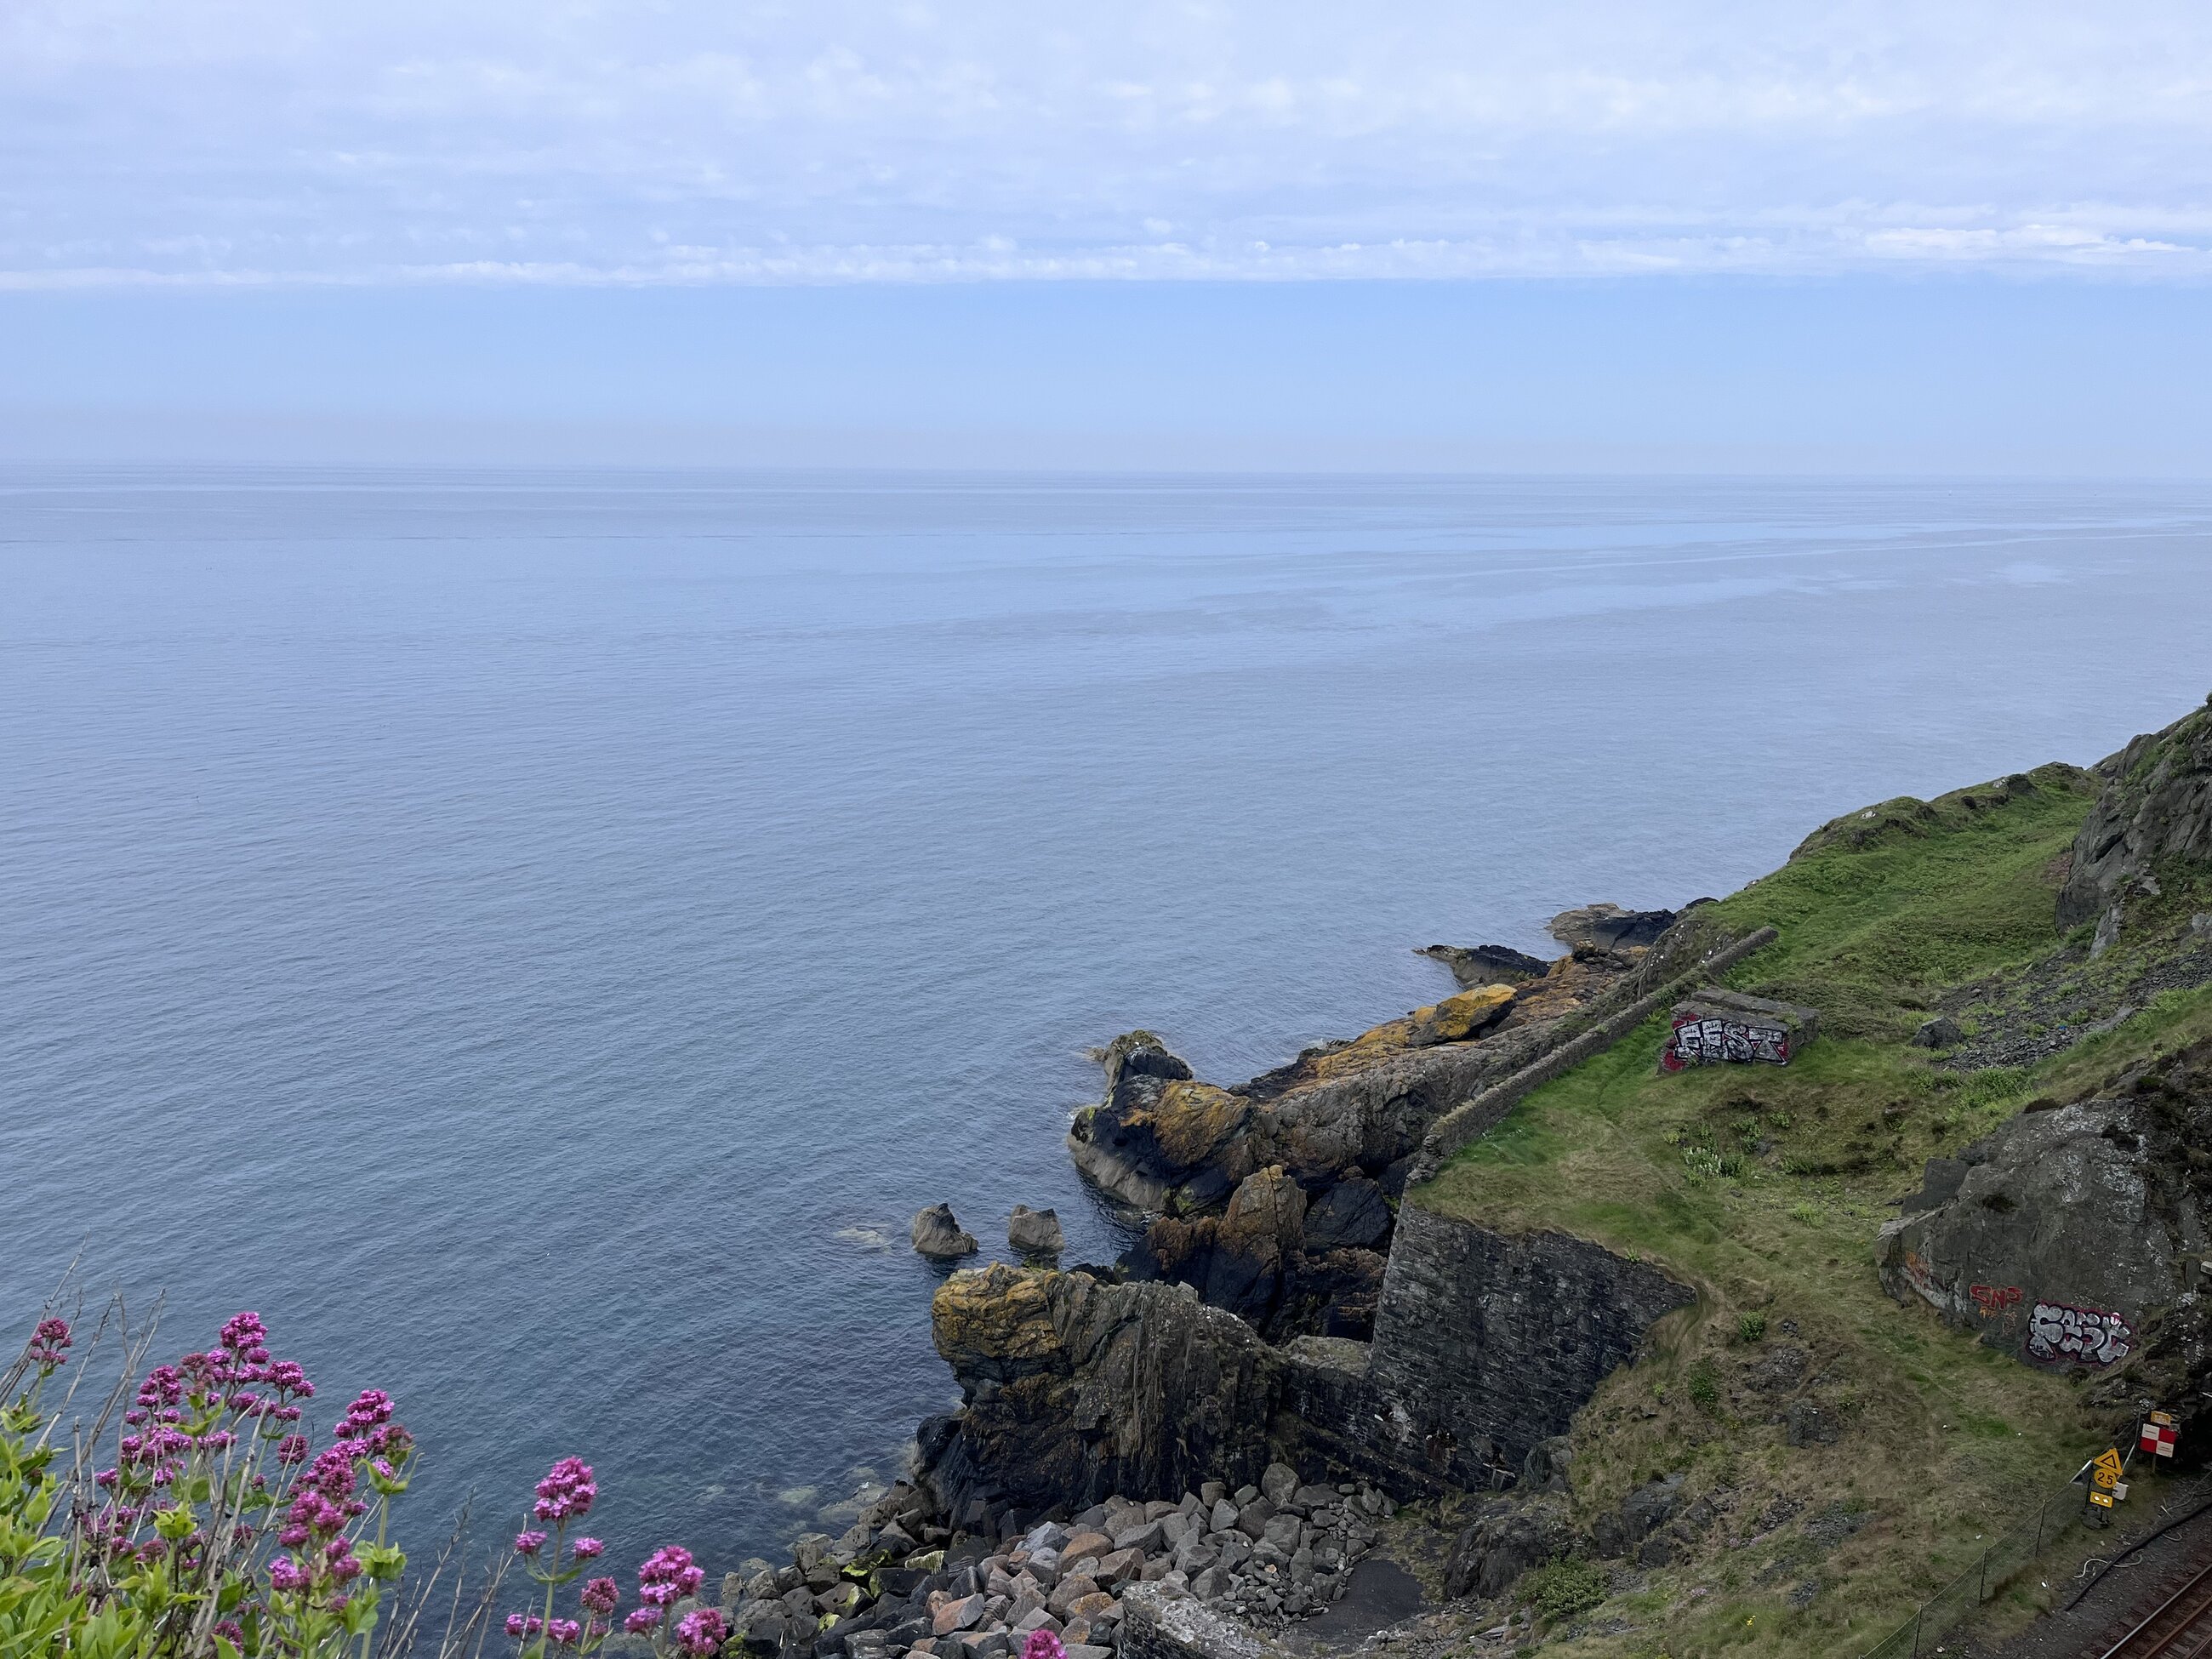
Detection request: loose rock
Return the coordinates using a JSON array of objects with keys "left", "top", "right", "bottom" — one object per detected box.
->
[
  {"left": 913, "top": 1204, "right": 981, "bottom": 1261},
  {"left": 1008, "top": 1205, "right": 1065, "bottom": 1257}
]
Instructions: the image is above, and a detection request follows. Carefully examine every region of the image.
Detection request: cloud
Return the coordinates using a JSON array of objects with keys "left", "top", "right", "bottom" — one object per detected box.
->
[{"left": 4, "top": 0, "right": 2212, "bottom": 284}]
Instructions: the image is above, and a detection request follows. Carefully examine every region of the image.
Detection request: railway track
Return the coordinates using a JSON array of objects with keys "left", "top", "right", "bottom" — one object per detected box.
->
[{"left": 2101, "top": 1557, "right": 2212, "bottom": 1657}]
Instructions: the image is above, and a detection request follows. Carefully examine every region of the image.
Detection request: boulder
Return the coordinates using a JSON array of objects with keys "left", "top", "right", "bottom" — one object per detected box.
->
[
  {"left": 932, "top": 1595, "right": 986, "bottom": 1636},
  {"left": 1260, "top": 1463, "right": 1298, "bottom": 1507},
  {"left": 1090, "top": 1548, "right": 1142, "bottom": 1587},
  {"left": 1911, "top": 1015, "right": 1964, "bottom": 1050},
  {"left": 1046, "top": 1575, "right": 1101, "bottom": 1620},
  {"left": 1406, "top": 984, "right": 1518, "bottom": 1048},
  {"left": 1059, "top": 1532, "right": 1111, "bottom": 1571},
  {"left": 1876, "top": 1097, "right": 2186, "bottom": 1370},
  {"left": 1443, "top": 1494, "right": 1572, "bottom": 1599},
  {"left": 1009, "top": 1206, "right": 1066, "bottom": 1257},
  {"left": 914, "top": 1205, "right": 981, "bottom": 1262},
  {"left": 1111, "top": 1519, "right": 1165, "bottom": 1554}
]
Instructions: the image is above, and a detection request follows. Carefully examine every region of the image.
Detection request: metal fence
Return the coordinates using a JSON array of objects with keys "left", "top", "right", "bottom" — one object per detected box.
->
[{"left": 1859, "top": 1479, "right": 2091, "bottom": 1659}]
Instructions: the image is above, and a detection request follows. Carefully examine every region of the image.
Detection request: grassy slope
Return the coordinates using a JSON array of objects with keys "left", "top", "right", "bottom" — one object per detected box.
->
[{"left": 1411, "top": 764, "right": 2212, "bottom": 1658}]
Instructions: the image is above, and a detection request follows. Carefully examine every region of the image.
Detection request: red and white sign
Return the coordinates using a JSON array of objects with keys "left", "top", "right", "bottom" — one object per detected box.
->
[{"left": 2141, "top": 1421, "right": 2179, "bottom": 1458}]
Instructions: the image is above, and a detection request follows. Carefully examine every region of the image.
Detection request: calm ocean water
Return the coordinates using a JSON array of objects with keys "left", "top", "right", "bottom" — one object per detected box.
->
[{"left": 4, "top": 467, "right": 2210, "bottom": 1572}]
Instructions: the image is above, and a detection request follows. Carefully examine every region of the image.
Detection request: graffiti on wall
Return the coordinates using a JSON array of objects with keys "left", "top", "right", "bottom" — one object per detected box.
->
[
  {"left": 1661, "top": 1017, "right": 1794, "bottom": 1071},
  {"left": 1970, "top": 1284, "right": 2023, "bottom": 1318},
  {"left": 2026, "top": 1301, "right": 2135, "bottom": 1367},
  {"left": 1900, "top": 1249, "right": 1946, "bottom": 1307}
]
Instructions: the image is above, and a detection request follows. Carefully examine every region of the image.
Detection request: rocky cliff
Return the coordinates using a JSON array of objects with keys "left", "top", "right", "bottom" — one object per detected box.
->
[
  {"left": 1069, "top": 908, "right": 1744, "bottom": 1343},
  {"left": 2057, "top": 693, "right": 2212, "bottom": 932},
  {"left": 918, "top": 1202, "right": 1695, "bottom": 1532}
]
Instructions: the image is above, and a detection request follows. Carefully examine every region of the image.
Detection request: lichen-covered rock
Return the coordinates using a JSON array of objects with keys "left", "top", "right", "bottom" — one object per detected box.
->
[
  {"left": 1119, "top": 1582, "right": 1291, "bottom": 1659},
  {"left": 1069, "top": 1069, "right": 1256, "bottom": 1215},
  {"left": 924, "top": 1264, "right": 1280, "bottom": 1522},
  {"left": 2059, "top": 697, "right": 2212, "bottom": 931},
  {"left": 1406, "top": 983, "right": 1518, "bottom": 1048},
  {"left": 1071, "top": 951, "right": 1645, "bottom": 1226},
  {"left": 1876, "top": 1097, "right": 2202, "bottom": 1370},
  {"left": 913, "top": 1203, "right": 981, "bottom": 1261}
]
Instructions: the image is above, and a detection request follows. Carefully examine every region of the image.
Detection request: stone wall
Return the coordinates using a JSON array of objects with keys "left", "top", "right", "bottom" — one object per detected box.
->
[
  {"left": 1415, "top": 925, "right": 1778, "bottom": 1172},
  {"left": 1362, "top": 1206, "right": 1698, "bottom": 1485}
]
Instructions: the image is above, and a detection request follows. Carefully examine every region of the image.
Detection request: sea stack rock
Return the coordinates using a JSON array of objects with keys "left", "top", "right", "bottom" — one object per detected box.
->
[
  {"left": 1008, "top": 1204, "right": 1065, "bottom": 1257},
  {"left": 911, "top": 1203, "right": 979, "bottom": 1261}
]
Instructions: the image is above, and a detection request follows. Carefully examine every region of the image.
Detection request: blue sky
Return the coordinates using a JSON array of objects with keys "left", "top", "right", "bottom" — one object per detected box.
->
[{"left": 4, "top": 1, "right": 2210, "bottom": 469}]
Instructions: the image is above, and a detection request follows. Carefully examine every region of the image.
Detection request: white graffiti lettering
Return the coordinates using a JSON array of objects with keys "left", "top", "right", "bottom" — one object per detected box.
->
[
  {"left": 1666, "top": 1018, "right": 1792, "bottom": 1068},
  {"left": 2025, "top": 1301, "right": 2134, "bottom": 1367}
]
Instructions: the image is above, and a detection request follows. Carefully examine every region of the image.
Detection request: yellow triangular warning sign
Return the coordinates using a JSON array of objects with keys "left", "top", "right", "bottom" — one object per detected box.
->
[{"left": 2093, "top": 1448, "right": 2125, "bottom": 1488}]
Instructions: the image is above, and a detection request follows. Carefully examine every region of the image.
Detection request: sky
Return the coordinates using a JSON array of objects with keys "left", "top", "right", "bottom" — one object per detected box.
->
[{"left": 4, "top": 0, "right": 2211, "bottom": 470}]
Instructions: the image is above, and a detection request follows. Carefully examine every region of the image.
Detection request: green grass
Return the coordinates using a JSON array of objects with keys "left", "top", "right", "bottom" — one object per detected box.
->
[{"left": 1409, "top": 764, "right": 2212, "bottom": 1658}]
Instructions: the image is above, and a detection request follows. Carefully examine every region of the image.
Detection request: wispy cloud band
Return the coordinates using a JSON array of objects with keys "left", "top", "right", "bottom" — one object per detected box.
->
[{"left": 7, "top": 0, "right": 2212, "bottom": 285}]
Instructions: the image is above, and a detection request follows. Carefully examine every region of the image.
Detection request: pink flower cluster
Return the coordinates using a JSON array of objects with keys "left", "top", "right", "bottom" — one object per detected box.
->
[
  {"left": 637, "top": 1545, "right": 704, "bottom": 1609},
  {"left": 28, "top": 1317, "right": 71, "bottom": 1368},
  {"left": 580, "top": 1578, "right": 619, "bottom": 1616},
  {"left": 533, "top": 1457, "right": 597, "bottom": 1523},
  {"left": 267, "top": 1388, "right": 411, "bottom": 1597},
  {"left": 498, "top": 1461, "right": 722, "bottom": 1658},
  {"left": 674, "top": 1609, "right": 726, "bottom": 1657},
  {"left": 1023, "top": 1633, "right": 1066, "bottom": 1659}
]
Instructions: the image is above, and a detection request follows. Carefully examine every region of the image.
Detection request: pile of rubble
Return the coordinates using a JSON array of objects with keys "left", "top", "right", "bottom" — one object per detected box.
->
[{"left": 720, "top": 1462, "right": 1394, "bottom": 1659}]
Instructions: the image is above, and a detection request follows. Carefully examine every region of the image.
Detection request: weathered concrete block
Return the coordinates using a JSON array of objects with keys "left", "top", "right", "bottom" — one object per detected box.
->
[{"left": 1662, "top": 988, "right": 1818, "bottom": 1069}]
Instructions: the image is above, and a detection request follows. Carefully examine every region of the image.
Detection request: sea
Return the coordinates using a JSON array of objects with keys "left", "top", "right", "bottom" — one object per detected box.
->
[{"left": 3, "top": 467, "right": 2210, "bottom": 1576}]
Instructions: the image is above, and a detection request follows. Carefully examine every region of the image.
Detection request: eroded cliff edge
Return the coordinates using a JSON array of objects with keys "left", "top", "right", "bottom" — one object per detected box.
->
[{"left": 914, "top": 1204, "right": 1696, "bottom": 1533}]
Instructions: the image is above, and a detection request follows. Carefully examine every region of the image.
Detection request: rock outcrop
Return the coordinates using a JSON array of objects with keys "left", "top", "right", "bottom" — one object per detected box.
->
[
  {"left": 1443, "top": 1493, "right": 1571, "bottom": 1599},
  {"left": 1546, "top": 903, "right": 1679, "bottom": 953},
  {"left": 1069, "top": 944, "right": 1649, "bottom": 1223},
  {"left": 1877, "top": 1040, "right": 2212, "bottom": 1372},
  {"left": 2059, "top": 695, "right": 2212, "bottom": 932},
  {"left": 1008, "top": 1206, "right": 1065, "bottom": 1258},
  {"left": 924, "top": 1265, "right": 1280, "bottom": 1519},
  {"left": 1406, "top": 983, "right": 1518, "bottom": 1048},
  {"left": 913, "top": 1204, "right": 980, "bottom": 1261},
  {"left": 1415, "top": 943, "right": 1550, "bottom": 989},
  {"left": 1360, "top": 1206, "right": 1698, "bottom": 1489},
  {"left": 921, "top": 1204, "right": 1694, "bottom": 1526}
]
